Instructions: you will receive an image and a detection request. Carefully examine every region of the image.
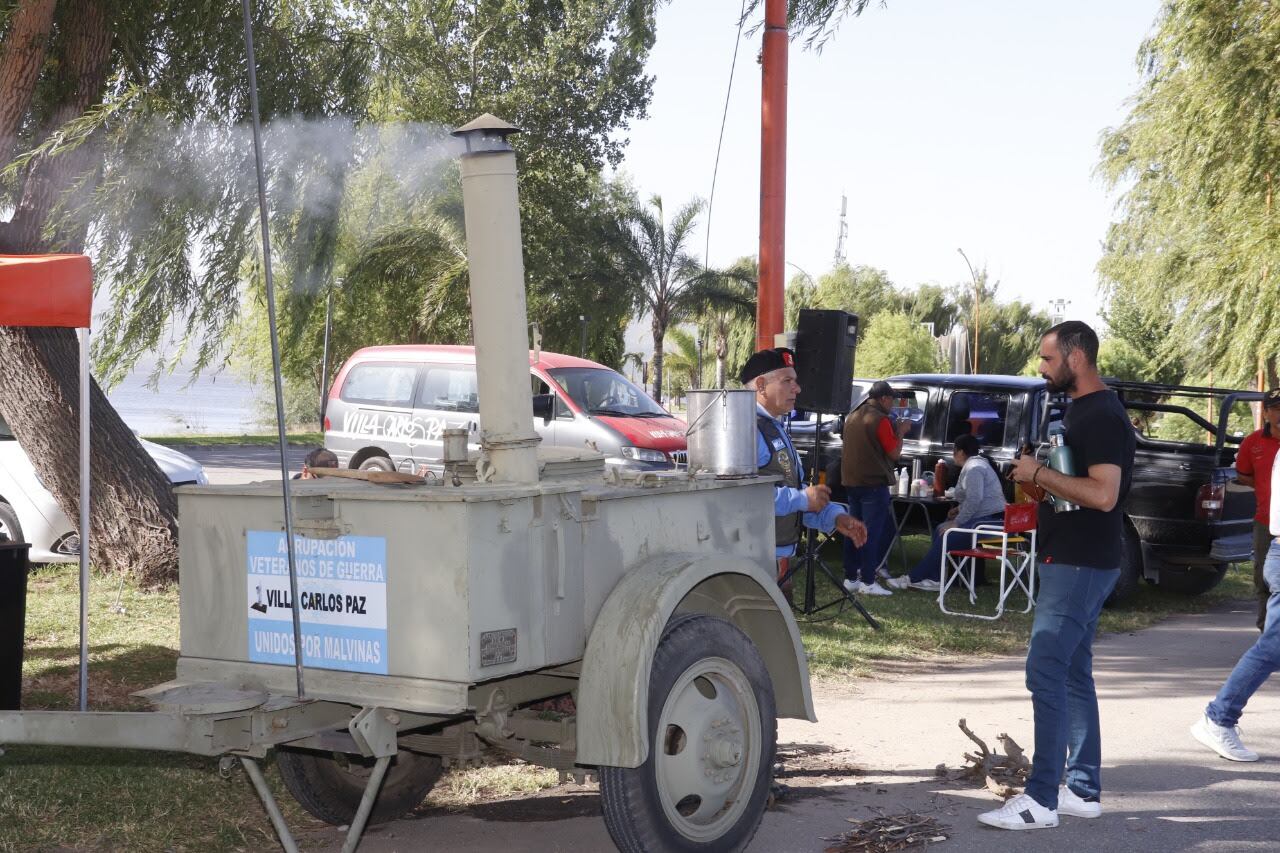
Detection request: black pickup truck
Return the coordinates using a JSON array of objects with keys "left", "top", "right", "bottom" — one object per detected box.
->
[{"left": 794, "top": 374, "right": 1260, "bottom": 604}]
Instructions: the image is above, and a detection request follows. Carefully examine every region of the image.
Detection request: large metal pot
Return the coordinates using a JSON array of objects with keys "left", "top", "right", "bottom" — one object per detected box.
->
[{"left": 685, "top": 389, "right": 757, "bottom": 477}]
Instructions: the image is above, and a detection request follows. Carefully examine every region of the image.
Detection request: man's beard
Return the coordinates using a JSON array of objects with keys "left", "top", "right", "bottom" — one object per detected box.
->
[{"left": 1043, "top": 366, "right": 1077, "bottom": 395}]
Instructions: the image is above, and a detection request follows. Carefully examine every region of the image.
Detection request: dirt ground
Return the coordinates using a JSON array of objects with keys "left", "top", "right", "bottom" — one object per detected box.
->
[{"left": 309, "top": 602, "right": 1279, "bottom": 853}]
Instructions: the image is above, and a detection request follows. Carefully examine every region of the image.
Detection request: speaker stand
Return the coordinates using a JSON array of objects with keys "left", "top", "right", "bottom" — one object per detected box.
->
[{"left": 778, "top": 412, "right": 880, "bottom": 630}]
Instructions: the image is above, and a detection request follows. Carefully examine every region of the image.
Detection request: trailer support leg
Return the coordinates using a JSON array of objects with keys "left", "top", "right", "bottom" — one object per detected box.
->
[
  {"left": 341, "top": 754, "right": 391, "bottom": 853},
  {"left": 240, "top": 756, "right": 301, "bottom": 853}
]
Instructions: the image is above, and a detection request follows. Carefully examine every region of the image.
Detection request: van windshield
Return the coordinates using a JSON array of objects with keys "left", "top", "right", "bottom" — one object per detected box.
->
[{"left": 546, "top": 368, "right": 669, "bottom": 418}]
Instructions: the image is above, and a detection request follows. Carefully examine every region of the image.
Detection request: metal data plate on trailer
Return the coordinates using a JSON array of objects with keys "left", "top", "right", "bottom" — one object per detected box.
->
[{"left": 480, "top": 629, "right": 517, "bottom": 667}]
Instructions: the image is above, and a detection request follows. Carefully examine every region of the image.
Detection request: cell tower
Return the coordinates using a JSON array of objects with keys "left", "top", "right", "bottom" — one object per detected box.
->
[{"left": 833, "top": 193, "right": 848, "bottom": 266}]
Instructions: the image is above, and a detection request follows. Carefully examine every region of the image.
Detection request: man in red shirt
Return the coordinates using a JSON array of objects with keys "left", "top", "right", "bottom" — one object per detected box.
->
[{"left": 1236, "top": 388, "right": 1280, "bottom": 631}]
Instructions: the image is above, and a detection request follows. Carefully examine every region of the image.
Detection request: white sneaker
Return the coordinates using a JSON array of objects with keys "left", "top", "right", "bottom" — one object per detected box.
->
[
  {"left": 842, "top": 579, "right": 893, "bottom": 596},
  {"left": 876, "top": 565, "right": 893, "bottom": 580},
  {"left": 977, "top": 793, "right": 1059, "bottom": 831},
  {"left": 909, "top": 579, "right": 941, "bottom": 592},
  {"left": 886, "top": 575, "right": 912, "bottom": 590},
  {"left": 1191, "top": 714, "right": 1259, "bottom": 762},
  {"left": 1057, "top": 785, "right": 1102, "bottom": 819}
]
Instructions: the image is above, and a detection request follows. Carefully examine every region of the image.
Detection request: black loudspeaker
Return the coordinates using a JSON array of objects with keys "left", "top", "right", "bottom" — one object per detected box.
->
[{"left": 794, "top": 308, "right": 859, "bottom": 414}]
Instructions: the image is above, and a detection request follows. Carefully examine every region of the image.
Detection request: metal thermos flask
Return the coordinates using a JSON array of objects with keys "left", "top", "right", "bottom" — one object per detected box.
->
[{"left": 1047, "top": 423, "right": 1080, "bottom": 513}]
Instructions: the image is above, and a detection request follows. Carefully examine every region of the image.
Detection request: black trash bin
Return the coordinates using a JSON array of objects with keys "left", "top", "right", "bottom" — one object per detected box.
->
[{"left": 0, "top": 540, "right": 31, "bottom": 711}]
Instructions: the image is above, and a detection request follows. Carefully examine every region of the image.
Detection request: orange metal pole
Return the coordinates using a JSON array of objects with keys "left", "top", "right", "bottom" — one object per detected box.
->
[{"left": 757, "top": 0, "right": 788, "bottom": 350}]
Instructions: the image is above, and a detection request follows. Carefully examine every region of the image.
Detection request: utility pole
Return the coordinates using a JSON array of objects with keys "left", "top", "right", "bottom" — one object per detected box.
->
[
  {"left": 957, "top": 248, "right": 981, "bottom": 374},
  {"left": 757, "top": 0, "right": 788, "bottom": 350}
]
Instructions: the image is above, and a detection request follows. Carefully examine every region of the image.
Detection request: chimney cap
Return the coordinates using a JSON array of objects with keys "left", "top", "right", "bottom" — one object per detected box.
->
[
  {"left": 452, "top": 113, "right": 521, "bottom": 137},
  {"left": 453, "top": 114, "right": 521, "bottom": 155}
]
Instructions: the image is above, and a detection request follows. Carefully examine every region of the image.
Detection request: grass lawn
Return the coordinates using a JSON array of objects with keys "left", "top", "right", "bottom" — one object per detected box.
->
[
  {"left": 797, "top": 532, "right": 1258, "bottom": 677},
  {"left": 0, "top": 548, "right": 1256, "bottom": 850},
  {"left": 143, "top": 433, "right": 324, "bottom": 448}
]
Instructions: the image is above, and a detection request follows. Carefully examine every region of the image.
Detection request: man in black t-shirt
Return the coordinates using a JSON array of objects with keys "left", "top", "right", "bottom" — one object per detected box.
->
[{"left": 977, "top": 321, "right": 1136, "bottom": 833}]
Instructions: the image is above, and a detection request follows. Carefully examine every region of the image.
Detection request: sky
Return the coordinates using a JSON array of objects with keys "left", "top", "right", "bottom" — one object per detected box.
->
[{"left": 615, "top": 0, "right": 1163, "bottom": 335}]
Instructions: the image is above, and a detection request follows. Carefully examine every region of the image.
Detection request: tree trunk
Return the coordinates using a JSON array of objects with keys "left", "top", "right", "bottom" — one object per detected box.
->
[
  {"left": 0, "top": 0, "right": 180, "bottom": 582},
  {"left": 0, "top": 0, "right": 58, "bottom": 164},
  {"left": 715, "top": 328, "right": 728, "bottom": 388},
  {"left": 651, "top": 318, "right": 665, "bottom": 405},
  {"left": 0, "top": 328, "right": 179, "bottom": 585},
  {"left": 5, "top": 0, "right": 113, "bottom": 252}
]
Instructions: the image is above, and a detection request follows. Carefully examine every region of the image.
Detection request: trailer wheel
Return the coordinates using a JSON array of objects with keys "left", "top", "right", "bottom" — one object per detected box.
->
[
  {"left": 275, "top": 747, "right": 443, "bottom": 826},
  {"left": 600, "top": 613, "right": 776, "bottom": 853}
]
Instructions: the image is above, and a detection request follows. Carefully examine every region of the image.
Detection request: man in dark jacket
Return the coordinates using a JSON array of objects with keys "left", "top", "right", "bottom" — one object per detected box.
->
[{"left": 840, "top": 380, "right": 910, "bottom": 596}]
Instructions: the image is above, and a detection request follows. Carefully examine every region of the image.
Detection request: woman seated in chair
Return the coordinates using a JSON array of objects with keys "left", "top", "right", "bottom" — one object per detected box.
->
[{"left": 888, "top": 434, "right": 1007, "bottom": 591}]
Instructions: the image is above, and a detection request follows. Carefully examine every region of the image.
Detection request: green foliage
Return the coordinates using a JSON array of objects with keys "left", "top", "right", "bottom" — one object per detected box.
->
[
  {"left": 7, "top": 1, "right": 661, "bottom": 389},
  {"left": 1098, "top": 0, "right": 1280, "bottom": 387},
  {"left": 975, "top": 299, "right": 1052, "bottom": 376},
  {"left": 856, "top": 311, "right": 943, "bottom": 378},
  {"left": 1097, "top": 338, "right": 1153, "bottom": 382},
  {"left": 814, "top": 263, "right": 897, "bottom": 317},
  {"left": 742, "top": 0, "right": 880, "bottom": 51}
]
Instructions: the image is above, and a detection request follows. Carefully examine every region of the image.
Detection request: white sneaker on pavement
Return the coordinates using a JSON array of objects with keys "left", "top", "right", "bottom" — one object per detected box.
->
[
  {"left": 1191, "top": 714, "right": 1259, "bottom": 762},
  {"left": 909, "top": 579, "right": 941, "bottom": 592},
  {"left": 1057, "top": 785, "right": 1102, "bottom": 819},
  {"left": 976, "top": 793, "right": 1059, "bottom": 831},
  {"left": 842, "top": 579, "right": 893, "bottom": 596},
  {"left": 886, "top": 575, "right": 912, "bottom": 590}
]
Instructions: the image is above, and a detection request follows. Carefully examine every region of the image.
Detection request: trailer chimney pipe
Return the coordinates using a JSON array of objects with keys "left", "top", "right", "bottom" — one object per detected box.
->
[{"left": 453, "top": 115, "right": 542, "bottom": 485}]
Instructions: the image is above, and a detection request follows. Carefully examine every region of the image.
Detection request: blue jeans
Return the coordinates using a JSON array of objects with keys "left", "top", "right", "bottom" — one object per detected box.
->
[
  {"left": 1206, "top": 539, "right": 1280, "bottom": 727},
  {"left": 842, "top": 485, "right": 895, "bottom": 584},
  {"left": 908, "top": 512, "right": 1004, "bottom": 583},
  {"left": 1024, "top": 562, "right": 1120, "bottom": 810}
]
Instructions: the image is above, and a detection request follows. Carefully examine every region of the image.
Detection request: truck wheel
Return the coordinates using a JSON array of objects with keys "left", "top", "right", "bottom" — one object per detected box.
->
[
  {"left": 599, "top": 614, "right": 777, "bottom": 853},
  {"left": 1158, "top": 564, "right": 1229, "bottom": 596},
  {"left": 1105, "top": 523, "right": 1144, "bottom": 607},
  {"left": 275, "top": 747, "right": 443, "bottom": 826},
  {"left": 359, "top": 455, "right": 394, "bottom": 473}
]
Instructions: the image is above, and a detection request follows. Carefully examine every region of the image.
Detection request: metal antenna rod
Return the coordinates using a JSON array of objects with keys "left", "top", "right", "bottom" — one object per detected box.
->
[{"left": 241, "top": 0, "right": 306, "bottom": 699}]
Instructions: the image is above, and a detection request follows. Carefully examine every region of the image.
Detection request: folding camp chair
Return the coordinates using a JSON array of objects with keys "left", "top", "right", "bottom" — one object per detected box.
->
[{"left": 939, "top": 502, "right": 1038, "bottom": 620}]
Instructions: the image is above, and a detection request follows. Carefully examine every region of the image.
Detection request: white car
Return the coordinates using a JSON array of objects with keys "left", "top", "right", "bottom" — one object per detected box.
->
[{"left": 0, "top": 414, "right": 207, "bottom": 563}]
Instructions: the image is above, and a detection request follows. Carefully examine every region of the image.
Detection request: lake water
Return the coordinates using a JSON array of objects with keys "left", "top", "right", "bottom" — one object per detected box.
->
[{"left": 107, "top": 368, "right": 262, "bottom": 436}]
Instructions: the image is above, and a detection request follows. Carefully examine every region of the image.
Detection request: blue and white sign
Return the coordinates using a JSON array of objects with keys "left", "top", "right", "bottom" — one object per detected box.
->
[{"left": 246, "top": 531, "right": 389, "bottom": 674}]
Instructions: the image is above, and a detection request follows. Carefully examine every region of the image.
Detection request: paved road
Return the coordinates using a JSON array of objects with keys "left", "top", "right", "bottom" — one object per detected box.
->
[
  {"left": 178, "top": 444, "right": 309, "bottom": 484},
  {"left": 316, "top": 604, "right": 1279, "bottom": 853}
]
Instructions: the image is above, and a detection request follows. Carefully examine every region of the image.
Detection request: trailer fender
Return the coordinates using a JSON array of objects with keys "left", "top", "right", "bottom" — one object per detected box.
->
[{"left": 576, "top": 552, "right": 815, "bottom": 768}]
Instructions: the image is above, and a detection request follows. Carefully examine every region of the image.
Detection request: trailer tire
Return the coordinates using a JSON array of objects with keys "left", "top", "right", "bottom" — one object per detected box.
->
[
  {"left": 599, "top": 613, "right": 776, "bottom": 853},
  {"left": 275, "top": 747, "right": 443, "bottom": 826}
]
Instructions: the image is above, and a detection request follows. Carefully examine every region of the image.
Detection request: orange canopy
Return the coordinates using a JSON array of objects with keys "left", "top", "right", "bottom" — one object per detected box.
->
[{"left": 0, "top": 254, "right": 92, "bottom": 328}]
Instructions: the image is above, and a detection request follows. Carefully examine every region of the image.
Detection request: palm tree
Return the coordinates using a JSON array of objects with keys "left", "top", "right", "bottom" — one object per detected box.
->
[
  {"left": 625, "top": 194, "right": 706, "bottom": 405},
  {"left": 663, "top": 327, "right": 702, "bottom": 400},
  {"left": 693, "top": 256, "right": 757, "bottom": 387}
]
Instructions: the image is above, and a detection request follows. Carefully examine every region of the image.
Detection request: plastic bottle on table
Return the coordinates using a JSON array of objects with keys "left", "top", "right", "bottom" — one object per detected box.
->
[
  {"left": 933, "top": 458, "right": 947, "bottom": 498},
  {"left": 898, "top": 467, "right": 910, "bottom": 496}
]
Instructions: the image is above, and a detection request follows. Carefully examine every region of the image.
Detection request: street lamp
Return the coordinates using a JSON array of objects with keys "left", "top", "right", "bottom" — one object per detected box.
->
[
  {"left": 786, "top": 261, "right": 816, "bottom": 287},
  {"left": 579, "top": 314, "right": 589, "bottom": 358},
  {"left": 957, "top": 248, "right": 981, "bottom": 374}
]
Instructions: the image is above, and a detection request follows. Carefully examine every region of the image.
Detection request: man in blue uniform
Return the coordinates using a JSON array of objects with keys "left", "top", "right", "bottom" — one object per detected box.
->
[{"left": 740, "top": 348, "right": 867, "bottom": 591}]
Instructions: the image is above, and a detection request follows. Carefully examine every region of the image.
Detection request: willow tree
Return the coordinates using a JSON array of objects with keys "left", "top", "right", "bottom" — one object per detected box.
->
[{"left": 1098, "top": 0, "right": 1280, "bottom": 388}]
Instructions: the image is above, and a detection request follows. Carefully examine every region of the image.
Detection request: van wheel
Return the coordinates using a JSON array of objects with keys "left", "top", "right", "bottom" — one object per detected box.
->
[
  {"left": 1105, "top": 523, "right": 1143, "bottom": 608},
  {"left": 275, "top": 748, "right": 443, "bottom": 826},
  {"left": 599, "top": 614, "right": 776, "bottom": 853},
  {"left": 0, "top": 501, "right": 24, "bottom": 544},
  {"left": 359, "top": 456, "right": 394, "bottom": 473},
  {"left": 1158, "top": 564, "right": 1229, "bottom": 596}
]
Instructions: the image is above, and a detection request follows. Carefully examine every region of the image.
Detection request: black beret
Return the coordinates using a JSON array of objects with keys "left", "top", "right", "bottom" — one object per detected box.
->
[{"left": 739, "top": 347, "right": 797, "bottom": 384}]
